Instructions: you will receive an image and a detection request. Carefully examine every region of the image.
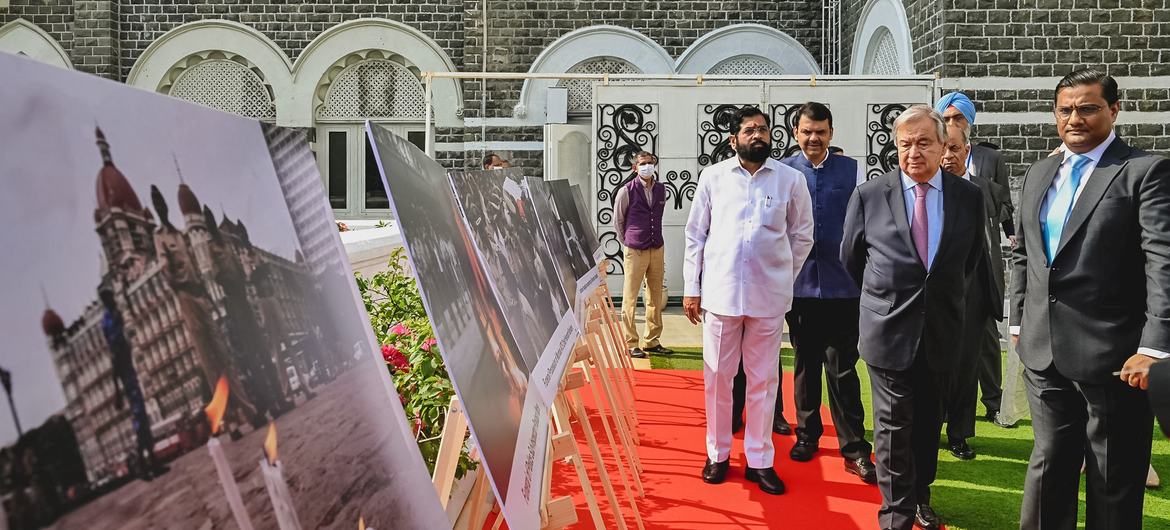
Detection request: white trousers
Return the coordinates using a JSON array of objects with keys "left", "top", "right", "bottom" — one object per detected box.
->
[{"left": 703, "top": 311, "right": 784, "bottom": 469}]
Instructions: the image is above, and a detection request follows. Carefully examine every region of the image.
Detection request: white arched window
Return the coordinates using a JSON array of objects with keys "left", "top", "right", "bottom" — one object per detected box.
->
[
  {"left": 0, "top": 19, "right": 72, "bottom": 69},
  {"left": 313, "top": 51, "right": 427, "bottom": 217},
  {"left": 165, "top": 54, "right": 276, "bottom": 120},
  {"left": 863, "top": 28, "right": 902, "bottom": 75},
  {"left": 707, "top": 55, "right": 785, "bottom": 76},
  {"left": 557, "top": 57, "right": 641, "bottom": 114},
  {"left": 850, "top": 0, "right": 915, "bottom": 75},
  {"left": 676, "top": 24, "right": 819, "bottom": 76}
]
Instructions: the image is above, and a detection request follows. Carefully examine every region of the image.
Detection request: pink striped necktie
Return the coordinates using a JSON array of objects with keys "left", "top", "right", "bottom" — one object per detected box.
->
[{"left": 912, "top": 182, "right": 930, "bottom": 268}]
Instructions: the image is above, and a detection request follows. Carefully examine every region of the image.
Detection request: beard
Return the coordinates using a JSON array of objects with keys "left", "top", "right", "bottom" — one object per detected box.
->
[{"left": 736, "top": 139, "right": 771, "bottom": 163}]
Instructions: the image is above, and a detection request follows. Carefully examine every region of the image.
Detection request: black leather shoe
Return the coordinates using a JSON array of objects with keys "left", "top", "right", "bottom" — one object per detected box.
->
[
  {"left": 949, "top": 440, "right": 976, "bottom": 460},
  {"left": 745, "top": 466, "right": 786, "bottom": 495},
  {"left": 732, "top": 415, "right": 744, "bottom": 435},
  {"left": 644, "top": 345, "right": 674, "bottom": 355},
  {"left": 915, "top": 503, "right": 941, "bottom": 529},
  {"left": 844, "top": 456, "right": 877, "bottom": 484},
  {"left": 701, "top": 458, "right": 729, "bottom": 484},
  {"left": 629, "top": 348, "right": 647, "bottom": 359},
  {"left": 789, "top": 438, "right": 819, "bottom": 462},
  {"left": 773, "top": 415, "right": 792, "bottom": 435},
  {"left": 983, "top": 409, "right": 998, "bottom": 422}
]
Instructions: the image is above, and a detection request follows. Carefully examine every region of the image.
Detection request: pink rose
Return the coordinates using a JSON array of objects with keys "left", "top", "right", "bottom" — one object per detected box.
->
[
  {"left": 389, "top": 322, "right": 411, "bottom": 336},
  {"left": 421, "top": 338, "right": 437, "bottom": 352}
]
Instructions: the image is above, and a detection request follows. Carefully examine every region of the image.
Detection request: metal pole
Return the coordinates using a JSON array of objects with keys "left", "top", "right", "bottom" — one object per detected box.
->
[{"left": 424, "top": 72, "right": 435, "bottom": 158}]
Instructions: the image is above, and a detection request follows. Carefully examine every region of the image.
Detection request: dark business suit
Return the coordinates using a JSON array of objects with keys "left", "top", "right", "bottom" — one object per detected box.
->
[
  {"left": 1011, "top": 137, "right": 1170, "bottom": 529},
  {"left": 970, "top": 145, "right": 1015, "bottom": 414},
  {"left": 945, "top": 172, "right": 1007, "bottom": 444},
  {"left": 842, "top": 169, "right": 985, "bottom": 530}
]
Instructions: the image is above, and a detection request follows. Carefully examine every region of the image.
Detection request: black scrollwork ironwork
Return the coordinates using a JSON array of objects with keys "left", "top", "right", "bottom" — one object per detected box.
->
[
  {"left": 663, "top": 169, "right": 696, "bottom": 210},
  {"left": 697, "top": 104, "right": 757, "bottom": 168},
  {"left": 866, "top": 103, "right": 908, "bottom": 181},
  {"left": 596, "top": 103, "right": 658, "bottom": 274},
  {"left": 769, "top": 104, "right": 810, "bottom": 161}
]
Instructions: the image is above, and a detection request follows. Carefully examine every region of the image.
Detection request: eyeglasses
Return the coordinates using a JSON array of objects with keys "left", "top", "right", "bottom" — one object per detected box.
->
[
  {"left": 739, "top": 126, "right": 770, "bottom": 137},
  {"left": 1055, "top": 105, "right": 1105, "bottom": 120}
]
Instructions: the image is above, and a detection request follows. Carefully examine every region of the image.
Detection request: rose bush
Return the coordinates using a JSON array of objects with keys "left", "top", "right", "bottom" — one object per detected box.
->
[{"left": 356, "top": 247, "right": 475, "bottom": 480}]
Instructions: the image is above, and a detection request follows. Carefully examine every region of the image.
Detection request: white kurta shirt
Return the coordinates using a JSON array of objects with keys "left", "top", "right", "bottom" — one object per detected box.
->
[{"left": 683, "top": 156, "right": 815, "bottom": 318}]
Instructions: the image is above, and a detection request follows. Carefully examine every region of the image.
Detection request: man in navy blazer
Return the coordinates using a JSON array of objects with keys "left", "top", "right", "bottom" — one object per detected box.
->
[{"left": 841, "top": 105, "right": 985, "bottom": 530}]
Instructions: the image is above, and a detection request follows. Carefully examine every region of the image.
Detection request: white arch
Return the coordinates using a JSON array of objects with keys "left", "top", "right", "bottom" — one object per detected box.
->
[
  {"left": 291, "top": 18, "right": 462, "bottom": 128},
  {"left": 514, "top": 25, "right": 674, "bottom": 124},
  {"left": 850, "top": 0, "right": 915, "bottom": 75},
  {"left": 0, "top": 19, "right": 72, "bottom": 69},
  {"left": 675, "top": 23, "right": 820, "bottom": 75},
  {"left": 127, "top": 20, "right": 293, "bottom": 120}
]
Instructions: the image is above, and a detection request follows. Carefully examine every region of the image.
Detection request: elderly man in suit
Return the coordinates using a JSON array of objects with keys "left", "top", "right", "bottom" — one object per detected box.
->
[
  {"left": 938, "top": 124, "right": 1008, "bottom": 461},
  {"left": 936, "top": 92, "right": 1017, "bottom": 429},
  {"left": 842, "top": 105, "right": 985, "bottom": 530},
  {"left": 1011, "top": 69, "right": 1170, "bottom": 529}
]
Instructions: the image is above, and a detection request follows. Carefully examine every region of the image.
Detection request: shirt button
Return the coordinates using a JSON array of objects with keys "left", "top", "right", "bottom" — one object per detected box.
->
[{"left": 1049, "top": 295, "right": 1057, "bottom": 303}]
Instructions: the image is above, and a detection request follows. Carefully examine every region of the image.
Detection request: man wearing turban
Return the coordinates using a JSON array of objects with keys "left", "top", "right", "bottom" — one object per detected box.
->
[{"left": 934, "top": 93, "right": 1018, "bottom": 461}]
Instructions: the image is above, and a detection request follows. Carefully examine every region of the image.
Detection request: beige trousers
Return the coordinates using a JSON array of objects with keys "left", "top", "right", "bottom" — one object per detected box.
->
[{"left": 621, "top": 245, "right": 665, "bottom": 349}]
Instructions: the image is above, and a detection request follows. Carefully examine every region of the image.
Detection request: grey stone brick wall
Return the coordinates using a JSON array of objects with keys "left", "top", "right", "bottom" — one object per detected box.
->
[
  {"left": 841, "top": 0, "right": 945, "bottom": 75},
  {"left": 462, "top": 0, "right": 825, "bottom": 118},
  {"left": 1, "top": 1, "right": 75, "bottom": 69}
]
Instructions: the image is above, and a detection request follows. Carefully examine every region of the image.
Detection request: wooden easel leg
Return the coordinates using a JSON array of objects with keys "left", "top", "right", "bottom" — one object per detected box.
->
[
  {"left": 588, "top": 294, "right": 641, "bottom": 435},
  {"left": 567, "top": 386, "right": 638, "bottom": 530},
  {"left": 433, "top": 397, "right": 469, "bottom": 507},
  {"left": 586, "top": 330, "right": 646, "bottom": 481},
  {"left": 552, "top": 393, "right": 605, "bottom": 530}
]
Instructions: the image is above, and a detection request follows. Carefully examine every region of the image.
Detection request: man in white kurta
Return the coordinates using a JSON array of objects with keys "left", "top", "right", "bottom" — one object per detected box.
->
[{"left": 683, "top": 107, "right": 814, "bottom": 494}]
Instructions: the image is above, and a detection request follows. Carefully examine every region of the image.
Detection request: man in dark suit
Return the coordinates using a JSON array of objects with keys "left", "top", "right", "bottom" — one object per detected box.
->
[
  {"left": 1010, "top": 69, "right": 1170, "bottom": 529},
  {"left": 938, "top": 92, "right": 1018, "bottom": 426},
  {"left": 842, "top": 105, "right": 985, "bottom": 530}
]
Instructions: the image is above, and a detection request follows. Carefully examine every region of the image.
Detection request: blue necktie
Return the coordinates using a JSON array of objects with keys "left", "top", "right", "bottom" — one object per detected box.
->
[{"left": 1043, "top": 154, "right": 1092, "bottom": 263}]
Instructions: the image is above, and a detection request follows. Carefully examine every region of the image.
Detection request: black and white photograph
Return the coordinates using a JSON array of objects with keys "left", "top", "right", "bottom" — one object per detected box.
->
[
  {"left": 366, "top": 123, "right": 548, "bottom": 530},
  {"left": 570, "top": 184, "right": 605, "bottom": 265},
  {"left": 548, "top": 179, "right": 601, "bottom": 294},
  {"left": 522, "top": 178, "right": 580, "bottom": 313},
  {"left": 448, "top": 170, "right": 579, "bottom": 402},
  {"left": 0, "top": 54, "right": 448, "bottom": 530}
]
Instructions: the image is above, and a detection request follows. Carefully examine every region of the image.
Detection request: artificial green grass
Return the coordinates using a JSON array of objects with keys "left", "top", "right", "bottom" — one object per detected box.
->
[{"left": 648, "top": 347, "right": 1170, "bottom": 529}]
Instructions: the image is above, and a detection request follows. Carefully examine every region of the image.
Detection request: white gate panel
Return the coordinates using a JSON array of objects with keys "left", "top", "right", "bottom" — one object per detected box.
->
[{"left": 592, "top": 78, "right": 935, "bottom": 299}]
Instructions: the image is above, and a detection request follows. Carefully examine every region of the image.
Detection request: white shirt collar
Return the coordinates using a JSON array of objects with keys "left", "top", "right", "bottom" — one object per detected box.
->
[
  {"left": 900, "top": 169, "right": 944, "bottom": 192},
  {"left": 801, "top": 151, "right": 829, "bottom": 169},
  {"left": 735, "top": 156, "right": 777, "bottom": 177},
  {"left": 1059, "top": 131, "right": 1116, "bottom": 165}
]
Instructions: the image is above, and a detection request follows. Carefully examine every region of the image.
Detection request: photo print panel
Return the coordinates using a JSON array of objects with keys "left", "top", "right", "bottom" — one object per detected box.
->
[
  {"left": 547, "top": 179, "right": 601, "bottom": 295},
  {"left": 447, "top": 169, "right": 580, "bottom": 405},
  {"left": 522, "top": 177, "right": 584, "bottom": 323},
  {"left": 569, "top": 184, "right": 604, "bottom": 264},
  {"left": 0, "top": 53, "right": 448, "bottom": 530},
  {"left": 366, "top": 124, "right": 548, "bottom": 530}
]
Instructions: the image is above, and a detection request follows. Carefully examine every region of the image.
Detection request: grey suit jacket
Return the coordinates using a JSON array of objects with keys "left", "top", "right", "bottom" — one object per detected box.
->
[
  {"left": 1009, "top": 137, "right": 1170, "bottom": 382},
  {"left": 841, "top": 169, "right": 986, "bottom": 372}
]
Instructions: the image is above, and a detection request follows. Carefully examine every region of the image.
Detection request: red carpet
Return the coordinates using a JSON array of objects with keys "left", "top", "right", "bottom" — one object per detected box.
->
[{"left": 549, "top": 369, "right": 884, "bottom": 530}]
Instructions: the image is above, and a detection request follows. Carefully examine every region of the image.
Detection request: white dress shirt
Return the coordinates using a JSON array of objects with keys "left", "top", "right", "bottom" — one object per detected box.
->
[
  {"left": 801, "top": 151, "right": 867, "bottom": 186},
  {"left": 683, "top": 156, "right": 815, "bottom": 318},
  {"left": 1007, "top": 132, "right": 1166, "bottom": 359},
  {"left": 901, "top": 170, "right": 945, "bottom": 269}
]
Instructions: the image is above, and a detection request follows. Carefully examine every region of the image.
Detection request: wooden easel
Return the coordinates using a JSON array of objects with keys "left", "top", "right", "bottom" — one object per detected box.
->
[{"left": 430, "top": 260, "right": 647, "bottom": 530}]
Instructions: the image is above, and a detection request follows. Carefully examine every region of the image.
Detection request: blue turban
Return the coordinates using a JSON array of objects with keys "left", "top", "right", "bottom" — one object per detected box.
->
[{"left": 935, "top": 92, "right": 975, "bottom": 124}]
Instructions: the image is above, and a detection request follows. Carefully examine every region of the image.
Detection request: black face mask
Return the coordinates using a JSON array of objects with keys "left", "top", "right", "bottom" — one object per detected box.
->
[{"left": 736, "top": 138, "right": 771, "bottom": 164}]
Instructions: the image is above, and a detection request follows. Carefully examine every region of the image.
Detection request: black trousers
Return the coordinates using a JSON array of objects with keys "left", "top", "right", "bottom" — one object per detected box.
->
[
  {"left": 1020, "top": 365, "right": 1153, "bottom": 530},
  {"left": 977, "top": 323, "right": 1003, "bottom": 414},
  {"left": 785, "top": 297, "right": 871, "bottom": 458},
  {"left": 944, "top": 287, "right": 999, "bottom": 443},
  {"left": 868, "top": 347, "right": 947, "bottom": 530}
]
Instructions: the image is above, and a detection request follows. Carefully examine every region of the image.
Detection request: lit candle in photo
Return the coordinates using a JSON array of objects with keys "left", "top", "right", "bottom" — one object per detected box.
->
[
  {"left": 259, "top": 422, "right": 303, "bottom": 530},
  {"left": 205, "top": 376, "right": 256, "bottom": 530}
]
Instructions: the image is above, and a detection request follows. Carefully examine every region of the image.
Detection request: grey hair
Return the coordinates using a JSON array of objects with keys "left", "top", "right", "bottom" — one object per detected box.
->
[
  {"left": 893, "top": 105, "right": 948, "bottom": 144},
  {"left": 946, "top": 124, "right": 969, "bottom": 146}
]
